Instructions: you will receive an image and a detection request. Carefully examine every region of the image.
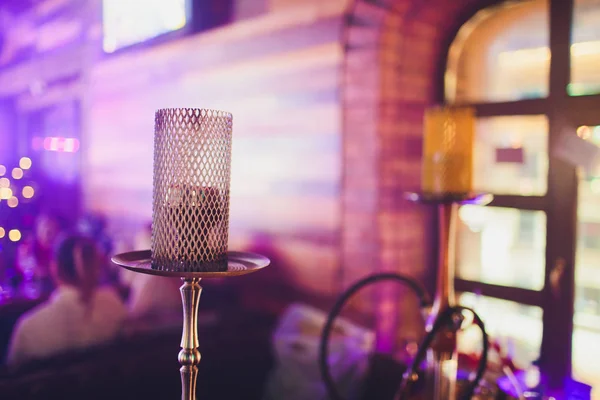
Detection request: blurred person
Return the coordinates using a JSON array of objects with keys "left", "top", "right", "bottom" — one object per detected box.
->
[
  {"left": 77, "top": 213, "right": 113, "bottom": 259},
  {"left": 76, "top": 213, "right": 118, "bottom": 285},
  {"left": 6, "top": 235, "right": 127, "bottom": 365},
  {"left": 16, "top": 213, "right": 64, "bottom": 293},
  {"left": 122, "top": 223, "right": 182, "bottom": 320}
]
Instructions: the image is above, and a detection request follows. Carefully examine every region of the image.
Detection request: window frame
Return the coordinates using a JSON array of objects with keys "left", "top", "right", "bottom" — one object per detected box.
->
[{"left": 442, "top": 0, "right": 600, "bottom": 387}]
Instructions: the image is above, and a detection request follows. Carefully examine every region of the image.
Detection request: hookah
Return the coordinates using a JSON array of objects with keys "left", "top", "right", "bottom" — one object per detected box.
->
[
  {"left": 320, "top": 106, "right": 492, "bottom": 400},
  {"left": 319, "top": 239, "right": 490, "bottom": 400}
]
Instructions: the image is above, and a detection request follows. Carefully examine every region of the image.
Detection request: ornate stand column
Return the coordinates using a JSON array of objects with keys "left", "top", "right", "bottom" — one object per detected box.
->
[{"left": 179, "top": 278, "right": 202, "bottom": 400}]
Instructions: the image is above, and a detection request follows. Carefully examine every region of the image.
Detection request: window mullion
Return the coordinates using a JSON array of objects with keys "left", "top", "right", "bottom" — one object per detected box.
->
[
  {"left": 472, "top": 99, "right": 548, "bottom": 117},
  {"left": 451, "top": 99, "right": 548, "bottom": 117},
  {"left": 564, "top": 94, "right": 600, "bottom": 124},
  {"left": 455, "top": 278, "right": 543, "bottom": 307},
  {"left": 541, "top": 0, "right": 577, "bottom": 387},
  {"left": 488, "top": 195, "right": 546, "bottom": 211}
]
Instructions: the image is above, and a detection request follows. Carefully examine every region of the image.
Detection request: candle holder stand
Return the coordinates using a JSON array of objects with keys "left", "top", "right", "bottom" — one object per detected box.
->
[
  {"left": 405, "top": 192, "right": 492, "bottom": 400},
  {"left": 112, "top": 250, "right": 270, "bottom": 400}
]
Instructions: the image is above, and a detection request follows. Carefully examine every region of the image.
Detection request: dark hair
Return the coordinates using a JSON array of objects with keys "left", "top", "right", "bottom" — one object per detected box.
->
[{"left": 55, "top": 235, "right": 99, "bottom": 306}]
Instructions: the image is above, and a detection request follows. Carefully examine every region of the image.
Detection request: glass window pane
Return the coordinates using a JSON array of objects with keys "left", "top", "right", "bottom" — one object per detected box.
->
[
  {"left": 458, "top": 293, "right": 542, "bottom": 369},
  {"left": 446, "top": 0, "right": 549, "bottom": 103},
  {"left": 457, "top": 205, "right": 546, "bottom": 291},
  {"left": 474, "top": 116, "right": 548, "bottom": 196},
  {"left": 570, "top": 0, "right": 600, "bottom": 96},
  {"left": 574, "top": 125, "right": 600, "bottom": 393}
]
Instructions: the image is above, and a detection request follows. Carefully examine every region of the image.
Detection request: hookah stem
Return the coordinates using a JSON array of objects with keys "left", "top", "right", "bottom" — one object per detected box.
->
[{"left": 395, "top": 305, "right": 489, "bottom": 400}]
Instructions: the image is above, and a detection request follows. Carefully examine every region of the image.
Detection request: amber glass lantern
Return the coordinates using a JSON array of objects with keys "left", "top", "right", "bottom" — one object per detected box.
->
[{"left": 421, "top": 106, "right": 475, "bottom": 195}]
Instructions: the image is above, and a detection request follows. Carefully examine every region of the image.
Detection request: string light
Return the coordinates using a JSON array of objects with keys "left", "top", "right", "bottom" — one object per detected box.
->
[
  {"left": 22, "top": 186, "right": 34, "bottom": 199},
  {"left": 8, "top": 229, "right": 21, "bottom": 242},
  {"left": 7, "top": 196, "right": 18, "bottom": 208},
  {"left": 0, "top": 165, "right": 5, "bottom": 176},
  {"left": 42, "top": 137, "right": 80, "bottom": 152},
  {"left": 12, "top": 168, "right": 23, "bottom": 179},
  {"left": 0, "top": 187, "right": 12, "bottom": 200},
  {"left": 19, "top": 157, "right": 32, "bottom": 170},
  {"left": 0, "top": 227, "right": 4, "bottom": 238},
  {"left": 0, "top": 178, "right": 9, "bottom": 188}
]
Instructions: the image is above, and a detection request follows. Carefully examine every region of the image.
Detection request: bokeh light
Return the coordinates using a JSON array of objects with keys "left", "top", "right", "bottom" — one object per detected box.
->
[
  {"left": 0, "top": 165, "right": 5, "bottom": 176},
  {"left": 8, "top": 229, "right": 21, "bottom": 242},
  {"left": 0, "top": 227, "right": 4, "bottom": 238},
  {"left": 12, "top": 168, "right": 23, "bottom": 179},
  {"left": 0, "top": 187, "right": 12, "bottom": 200},
  {"left": 577, "top": 125, "right": 592, "bottom": 140},
  {"left": 22, "top": 186, "right": 35, "bottom": 199},
  {"left": 42, "top": 137, "right": 80, "bottom": 152},
  {"left": 19, "top": 157, "right": 32, "bottom": 170},
  {"left": 0, "top": 178, "right": 9, "bottom": 188},
  {"left": 7, "top": 196, "right": 18, "bottom": 208}
]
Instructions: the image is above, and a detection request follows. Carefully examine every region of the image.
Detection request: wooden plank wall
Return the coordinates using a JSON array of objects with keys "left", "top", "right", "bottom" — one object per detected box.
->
[{"left": 84, "top": 1, "right": 347, "bottom": 297}]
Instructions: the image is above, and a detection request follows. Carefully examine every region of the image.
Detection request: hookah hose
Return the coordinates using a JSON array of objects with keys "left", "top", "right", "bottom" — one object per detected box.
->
[
  {"left": 318, "top": 273, "right": 431, "bottom": 400},
  {"left": 395, "top": 305, "right": 489, "bottom": 400},
  {"left": 319, "top": 273, "right": 489, "bottom": 400}
]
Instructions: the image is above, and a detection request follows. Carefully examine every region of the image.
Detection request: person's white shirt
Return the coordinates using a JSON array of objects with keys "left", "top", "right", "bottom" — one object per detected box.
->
[
  {"left": 122, "top": 227, "right": 182, "bottom": 320},
  {"left": 6, "top": 285, "right": 127, "bottom": 365},
  {"left": 125, "top": 271, "right": 182, "bottom": 318}
]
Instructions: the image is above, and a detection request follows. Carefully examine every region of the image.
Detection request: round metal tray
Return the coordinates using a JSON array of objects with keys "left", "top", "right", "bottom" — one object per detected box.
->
[{"left": 111, "top": 250, "right": 270, "bottom": 279}]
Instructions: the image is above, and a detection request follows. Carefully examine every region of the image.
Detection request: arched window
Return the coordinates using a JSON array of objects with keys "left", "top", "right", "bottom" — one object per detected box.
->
[{"left": 446, "top": 0, "right": 600, "bottom": 393}]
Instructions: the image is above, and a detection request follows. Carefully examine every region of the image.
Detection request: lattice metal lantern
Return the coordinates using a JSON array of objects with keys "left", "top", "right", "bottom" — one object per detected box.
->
[
  {"left": 152, "top": 108, "right": 232, "bottom": 272},
  {"left": 112, "top": 108, "right": 269, "bottom": 400}
]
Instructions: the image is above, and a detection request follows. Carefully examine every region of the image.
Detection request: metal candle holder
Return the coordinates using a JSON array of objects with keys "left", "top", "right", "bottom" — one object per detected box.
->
[
  {"left": 405, "top": 191, "right": 492, "bottom": 400},
  {"left": 112, "top": 109, "right": 270, "bottom": 400}
]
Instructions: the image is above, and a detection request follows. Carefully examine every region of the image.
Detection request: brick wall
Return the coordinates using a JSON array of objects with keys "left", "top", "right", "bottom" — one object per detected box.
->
[{"left": 341, "top": 0, "right": 493, "bottom": 348}]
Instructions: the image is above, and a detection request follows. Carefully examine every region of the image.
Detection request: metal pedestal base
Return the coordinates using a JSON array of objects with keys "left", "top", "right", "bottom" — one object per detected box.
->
[{"left": 112, "top": 250, "right": 270, "bottom": 400}]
